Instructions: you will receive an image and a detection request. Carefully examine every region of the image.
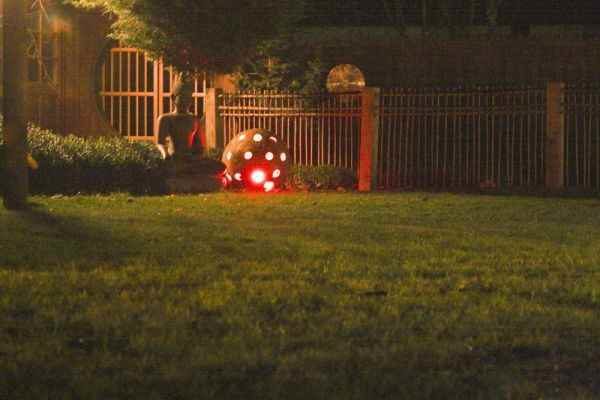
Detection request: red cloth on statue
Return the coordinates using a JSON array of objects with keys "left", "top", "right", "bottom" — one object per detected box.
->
[{"left": 187, "top": 118, "right": 206, "bottom": 153}]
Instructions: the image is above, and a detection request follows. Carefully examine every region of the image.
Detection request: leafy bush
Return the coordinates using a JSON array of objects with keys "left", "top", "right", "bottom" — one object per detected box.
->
[
  {"left": 233, "top": 39, "right": 326, "bottom": 94},
  {"left": 1, "top": 120, "right": 167, "bottom": 195},
  {"left": 287, "top": 165, "right": 356, "bottom": 191}
]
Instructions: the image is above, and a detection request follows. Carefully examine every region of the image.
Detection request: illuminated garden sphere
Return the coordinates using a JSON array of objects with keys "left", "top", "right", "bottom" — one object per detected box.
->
[{"left": 221, "top": 128, "right": 289, "bottom": 192}]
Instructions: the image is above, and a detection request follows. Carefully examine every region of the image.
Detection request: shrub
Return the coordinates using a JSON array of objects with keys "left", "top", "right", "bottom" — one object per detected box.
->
[
  {"left": 287, "top": 165, "right": 356, "bottom": 191},
  {"left": 28, "top": 126, "right": 166, "bottom": 194},
  {"left": 1, "top": 119, "right": 167, "bottom": 195}
]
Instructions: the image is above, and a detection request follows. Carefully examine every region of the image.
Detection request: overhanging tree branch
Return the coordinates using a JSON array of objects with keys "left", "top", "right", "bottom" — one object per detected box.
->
[{"left": 65, "top": 0, "right": 305, "bottom": 74}]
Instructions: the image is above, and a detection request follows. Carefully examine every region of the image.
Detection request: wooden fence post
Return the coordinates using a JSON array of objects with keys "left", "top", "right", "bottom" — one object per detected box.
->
[
  {"left": 545, "top": 82, "right": 565, "bottom": 190},
  {"left": 204, "top": 88, "right": 223, "bottom": 149},
  {"left": 359, "top": 87, "right": 380, "bottom": 192}
]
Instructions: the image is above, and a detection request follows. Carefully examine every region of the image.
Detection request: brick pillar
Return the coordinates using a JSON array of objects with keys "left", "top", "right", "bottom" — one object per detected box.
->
[
  {"left": 358, "top": 87, "right": 380, "bottom": 192},
  {"left": 204, "top": 88, "right": 223, "bottom": 149},
  {"left": 545, "top": 82, "right": 565, "bottom": 190}
]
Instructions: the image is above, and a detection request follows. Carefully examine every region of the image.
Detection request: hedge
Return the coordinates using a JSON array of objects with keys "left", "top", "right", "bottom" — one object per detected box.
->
[
  {"left": 1, "top": 121, "right": 167, "bottom": 195},
  {"left": 287, "top": 165, "right": 356, "bottom": 190},
  {"left": 1, "top": 119, "right": 357, "bottom": 195}
]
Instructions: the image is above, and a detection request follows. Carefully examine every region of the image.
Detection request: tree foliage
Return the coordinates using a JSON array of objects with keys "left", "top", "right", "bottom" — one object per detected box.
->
[
  {"left": 232, "top": 39, "right": 326, "bottom": 93},
  {"left": 66, "top": 0, "right": 305, "bottom": 73}
]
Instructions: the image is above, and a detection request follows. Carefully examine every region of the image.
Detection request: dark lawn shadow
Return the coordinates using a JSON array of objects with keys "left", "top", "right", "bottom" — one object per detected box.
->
[
  {"left": 2, "top": 202, "right": 236, "bottom": 272},
  {"left": 386, "top": 186, "right": 600, "bottom": 200},
  {"left": 1, "top": 203, "right": 141, "bottom": 271}
]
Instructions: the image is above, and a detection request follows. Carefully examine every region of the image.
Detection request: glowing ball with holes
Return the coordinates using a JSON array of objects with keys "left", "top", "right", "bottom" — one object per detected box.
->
[{"left": 221, "top": 128, "right": 289, "bottom": 192}]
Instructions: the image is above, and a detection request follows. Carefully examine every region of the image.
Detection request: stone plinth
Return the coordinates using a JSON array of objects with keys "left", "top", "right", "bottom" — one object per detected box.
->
[{"left": 164, "top": 159, "right": 225, "bottom": 194}]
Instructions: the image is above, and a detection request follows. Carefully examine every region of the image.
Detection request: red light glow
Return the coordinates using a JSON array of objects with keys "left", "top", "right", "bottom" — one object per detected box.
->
[{"left": 250, "top": 169, "right": 267, "bottom": 185}]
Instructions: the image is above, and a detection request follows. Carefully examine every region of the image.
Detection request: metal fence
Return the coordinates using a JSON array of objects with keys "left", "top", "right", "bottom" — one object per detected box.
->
[
  {"left": 218, "top": 91, "right": 362, "bottom": 170},
  {"left": 214, "top": 85, "right": 600, "bottom": 191},
  {"left": 378, "top": 87, "right": 547, "bottom": 189},
  {"left": 564, "top": 85, "right": 600, "bottom": 191}
]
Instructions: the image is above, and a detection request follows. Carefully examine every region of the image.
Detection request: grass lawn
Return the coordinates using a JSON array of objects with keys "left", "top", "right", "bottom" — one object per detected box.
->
[{"left": 2, "top": 192, "right": 600, "bottom": 399}]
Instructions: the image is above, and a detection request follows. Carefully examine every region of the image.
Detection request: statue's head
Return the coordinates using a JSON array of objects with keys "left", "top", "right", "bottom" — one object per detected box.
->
[{"left": 171, "top": 75, "right": 194, "bottom": 113}]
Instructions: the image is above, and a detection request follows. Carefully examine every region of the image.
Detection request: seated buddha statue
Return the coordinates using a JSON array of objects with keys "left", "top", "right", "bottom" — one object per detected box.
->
[{"left": 157, "top": 76, "right": 205, "bottom": 174}]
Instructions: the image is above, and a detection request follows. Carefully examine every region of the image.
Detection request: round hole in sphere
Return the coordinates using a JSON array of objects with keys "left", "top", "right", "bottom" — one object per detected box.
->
[
  {"left": 251, "top": 169, "right": 267, "bottom": 185},
  {"left": 265, "top": 152, "right": 274, "bottom": 161},
  {"left": 264, "top": 181, "right": 275, "bottom": 192},
  {"left": 234, "top": 173, "right": 242, "bottom": 181},
  {"left": 244, "top": 151, "right": 253, "bottom": 160},
  {"left": 272, "top": 169, "right": 281, "bottom": 178},
  {"left": 253, "top": 134, "right": 263, "bottom": 142},
  {"left": 280, "top": 153, "right": 287, "bottom": 162}
]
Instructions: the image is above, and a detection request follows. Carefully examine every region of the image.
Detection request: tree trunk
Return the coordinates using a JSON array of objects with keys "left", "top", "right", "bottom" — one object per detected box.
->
[{"left": 2, "top": 0, "right": 29, "bottom": 210}]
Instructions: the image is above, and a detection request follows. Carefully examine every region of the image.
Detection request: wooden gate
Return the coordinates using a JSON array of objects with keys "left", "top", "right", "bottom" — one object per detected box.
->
[{"left": 98, "top": 45, "right": 208, "bottom": 141}]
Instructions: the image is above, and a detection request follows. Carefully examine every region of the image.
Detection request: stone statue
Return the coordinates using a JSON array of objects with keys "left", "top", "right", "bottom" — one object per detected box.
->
[
  {"left": 156, "top": 74, "right": 225, "bottom": 193},
  {"left": 157, "top": 75, "right": 205, "bottom": 170}
]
